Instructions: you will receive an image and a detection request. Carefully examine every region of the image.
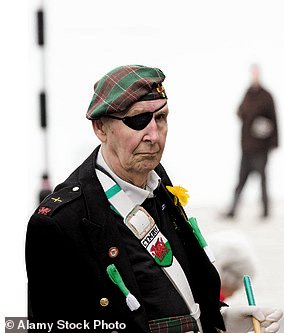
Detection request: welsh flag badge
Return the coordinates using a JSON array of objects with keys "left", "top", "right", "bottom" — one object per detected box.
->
[
  {"left": 141, "top": 225, "right": 173, "bottom": 267},
  {"left": 151, "top": 237, "right": 173, "bottom": 267}
]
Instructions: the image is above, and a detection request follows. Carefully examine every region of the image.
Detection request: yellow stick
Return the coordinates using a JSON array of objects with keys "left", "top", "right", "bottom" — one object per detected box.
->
[{"left": 252, "top": 317, "right": 261, "bottom": 333}]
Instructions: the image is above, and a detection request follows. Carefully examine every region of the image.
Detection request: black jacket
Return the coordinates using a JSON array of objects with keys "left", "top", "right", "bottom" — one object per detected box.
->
[{"left": 26, "top": 146, "right": 225, "bottom": 333}]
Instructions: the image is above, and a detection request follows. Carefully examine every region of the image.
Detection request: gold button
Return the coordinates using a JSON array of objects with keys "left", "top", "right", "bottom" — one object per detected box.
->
[{"left": 100, "top": 298, "right": 109, "bottom": 307}]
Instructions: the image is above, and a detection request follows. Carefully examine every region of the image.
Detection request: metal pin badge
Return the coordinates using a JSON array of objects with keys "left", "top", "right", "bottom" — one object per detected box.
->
[{"left": 108, "top": 247, "right": 119, "bottom": 258}]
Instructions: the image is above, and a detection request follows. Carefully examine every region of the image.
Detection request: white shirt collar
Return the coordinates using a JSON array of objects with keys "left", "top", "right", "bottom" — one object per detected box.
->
[{"left": 96, "top": 148, "right": 160, "bottom": 206}]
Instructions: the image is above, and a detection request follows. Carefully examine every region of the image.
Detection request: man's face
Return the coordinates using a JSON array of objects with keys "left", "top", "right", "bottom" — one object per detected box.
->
[{"left": 100, "top": 99, "right": 169, "bottom": 180}]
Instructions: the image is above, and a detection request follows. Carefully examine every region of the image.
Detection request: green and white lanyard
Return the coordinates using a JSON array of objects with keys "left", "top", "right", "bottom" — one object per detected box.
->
[{"left": 96, "top": 169, "right": 203, "bottom": 333}]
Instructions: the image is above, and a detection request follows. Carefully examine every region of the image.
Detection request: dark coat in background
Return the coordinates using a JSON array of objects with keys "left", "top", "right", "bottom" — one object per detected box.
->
[
  {"left": 238, "top": 85, "right": 278, "bottom": 154},
  {"left": 26, "top": 146, "right": 225, "bottom": 333}
]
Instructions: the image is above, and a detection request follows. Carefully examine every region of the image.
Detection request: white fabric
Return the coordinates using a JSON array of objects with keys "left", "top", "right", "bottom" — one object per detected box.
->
[
  {"left": 162, "top": 260, "right": 201, "bottom": 321},
  {"left": 203, "top": 245, "right": 216, "bottom": 263},
  {"left": 221, "top": 306, "right": 283, "bottom": 333}
]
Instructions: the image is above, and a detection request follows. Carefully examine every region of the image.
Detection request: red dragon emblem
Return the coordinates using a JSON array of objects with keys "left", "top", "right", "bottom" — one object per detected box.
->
[
  {"left": 151, "top": 238, "right": 169, "bottom": 262},
  {"left": 38, "top": 207, "right": 51, "bottom": 215}
]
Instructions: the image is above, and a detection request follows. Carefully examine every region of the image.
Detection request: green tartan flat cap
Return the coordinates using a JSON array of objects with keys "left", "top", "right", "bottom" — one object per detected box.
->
[{"left": 86, "top": 65, "right": 167, "bottom": 120}]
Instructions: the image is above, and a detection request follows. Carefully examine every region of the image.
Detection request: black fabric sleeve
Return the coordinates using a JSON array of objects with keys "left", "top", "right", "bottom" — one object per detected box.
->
[{"left": 25, "top": 214, "right": 72, "bottom": 320}]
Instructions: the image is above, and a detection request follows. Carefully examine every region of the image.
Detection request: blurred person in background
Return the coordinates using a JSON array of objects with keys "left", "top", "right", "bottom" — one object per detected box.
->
[
  {"left": 226, "top": 64, "right": 279, "bottom": 219},
  {"left": 208, "top": 230, "right": 256, "bottom": 301},
  {"left": 26, "top": 65, "right": 282, "bottom": 333}
]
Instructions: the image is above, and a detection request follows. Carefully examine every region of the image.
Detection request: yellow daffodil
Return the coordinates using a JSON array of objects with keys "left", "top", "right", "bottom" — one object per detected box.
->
[{"left": 166, "top": 185, "right": 190, "bottom": 206}]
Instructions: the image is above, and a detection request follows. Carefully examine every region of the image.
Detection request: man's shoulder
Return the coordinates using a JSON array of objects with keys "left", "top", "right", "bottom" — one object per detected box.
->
[
  {"left": 33, "top": 147, "right": 100, "bottom": 218},
  {"left": 35, "top": 184, "right": 83, "bottom": 218},
  {"left": 259, "top": 86, "right": 274, "bottom": 101}
]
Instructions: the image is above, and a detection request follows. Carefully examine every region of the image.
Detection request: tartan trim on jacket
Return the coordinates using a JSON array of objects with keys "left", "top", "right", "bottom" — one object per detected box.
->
[{"left": 148, "top": 315, "right": 199, "bottom": 333}]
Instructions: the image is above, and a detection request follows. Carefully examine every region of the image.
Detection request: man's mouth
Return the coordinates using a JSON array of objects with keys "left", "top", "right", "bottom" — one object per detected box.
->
[{"left": 137, "top": 151, "right": 159, "bottom": 155}]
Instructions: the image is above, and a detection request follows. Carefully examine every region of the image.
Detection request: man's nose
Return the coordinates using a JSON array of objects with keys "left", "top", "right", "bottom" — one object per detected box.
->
[{"left": 143, "top": 117, "right": 160, "bottom": 143}]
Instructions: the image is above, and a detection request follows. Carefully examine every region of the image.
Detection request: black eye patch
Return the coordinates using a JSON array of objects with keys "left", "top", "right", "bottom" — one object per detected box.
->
[{"left": 104, "top": 102, "right": 167, "bottom": 131}]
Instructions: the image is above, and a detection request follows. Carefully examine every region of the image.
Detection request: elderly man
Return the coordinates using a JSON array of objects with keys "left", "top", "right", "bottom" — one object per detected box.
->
[{"left": 26, "top": 65, "right": 282, "bottom": 333}]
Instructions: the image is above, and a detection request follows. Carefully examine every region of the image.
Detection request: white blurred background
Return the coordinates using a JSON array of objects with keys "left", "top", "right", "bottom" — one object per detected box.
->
[{"left": 1, "top": 0, "right": 283, "bottom": 321}]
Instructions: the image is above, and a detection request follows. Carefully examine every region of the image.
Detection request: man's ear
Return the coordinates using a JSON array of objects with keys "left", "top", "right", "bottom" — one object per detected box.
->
[{"left": 92, "top": 119, "right": 107, "bottom": 142}]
